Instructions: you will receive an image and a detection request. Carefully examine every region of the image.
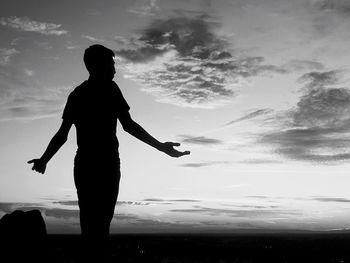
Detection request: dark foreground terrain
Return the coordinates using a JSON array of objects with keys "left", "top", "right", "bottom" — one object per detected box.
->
[{"left": 41, "top": 232, "right": 350, "bottom": 263}]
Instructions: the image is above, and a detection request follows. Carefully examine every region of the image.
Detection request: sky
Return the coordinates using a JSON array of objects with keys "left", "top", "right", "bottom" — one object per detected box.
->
[{"left": 1, "top": 0, "right": 350, "bottom": 233}]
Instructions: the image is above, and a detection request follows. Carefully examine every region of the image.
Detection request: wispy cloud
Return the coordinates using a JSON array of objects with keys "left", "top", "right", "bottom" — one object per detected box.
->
[
  {"left": 305, "top": 0, "right": 350, "bottom": 41},
  {"left": 179, "top": 135, "right": 223, "bottom": 145},
  {"left": 43, "top": 208, "right": 79, "bottom": 220},
  {"left": 128, "top": 0, "right": 160, "bottom": 17},
  {"left": 257, "top": 70, "right": 350, "bottom": 163},
  {"left": 180, "top": 161, "right": 230, "bottom": 168},
  {"left": 64, "top": 40, "right": 80, "bottom": 50},
  {"left": 170, "top": 206, "right": 301, "bottom": 218},
  {"left": 54, "top": 199, "right": 151, "bottom": 207},
  {"left": 0, "top": 48, "right": 19, "bottom": 66},
  {"left": 282, "top": 59, "right": 325, "bottom": 72},
  {"left": 180, "top": 158, "right": 281, "bottom": 167},
  {"left": 313, "top": 0, "right": 350, "bottom": 14},
  {"left": 53, "top": 200, "right": 79, "bottom": 206},
  {"left": 115, "top": 15, "right": 287, "bottom": 108},
  {"left": 142, "top": 198, "right": 200, "bottom": 203},
  {"left": 0, "top": 16, "right": 67, "bottom": 35},
  {"left": 0, "top": 202, "right": 45, "bottom": 214},
  {"left": 0, "top": 202, "right": 17, "bottom": 213},
  {"left": 224, "top": 108, "right": 273, "bottom": 126},
  {"left": 2, "top": 197, "right": 349, "bottom": 233},
  {"left": 24, "top": 68, "right": 34, "bottom": 76},
  {"left": 239, "top": 159, "right": 282, "bottom": 164},
  {"left": 82, "top": 35, "right": 105, "bottom": 42},
  {"left": 0, "top": 65, "right": 70, "bottom": 121},
  {"left": 312, "top": 197, "right": 350, "bottom": 203},
  {"left": 54, "top": 198, "right": 202, "bottom": 207}
]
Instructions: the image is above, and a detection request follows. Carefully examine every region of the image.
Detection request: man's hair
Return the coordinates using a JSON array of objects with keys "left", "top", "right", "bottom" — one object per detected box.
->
[{"left": 83, "top": 44, "right": 115, "bottom": 74}]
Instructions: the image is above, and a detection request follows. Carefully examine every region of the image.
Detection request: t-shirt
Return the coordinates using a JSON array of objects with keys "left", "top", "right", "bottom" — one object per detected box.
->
[{"left": 62, "top": 79, "right": 130, "bottom": 155}]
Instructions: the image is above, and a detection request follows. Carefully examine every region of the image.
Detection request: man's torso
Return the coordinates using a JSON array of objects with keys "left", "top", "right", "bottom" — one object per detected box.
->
[{"left": 62, "top": 79, "right": 130, "bottom": 157}]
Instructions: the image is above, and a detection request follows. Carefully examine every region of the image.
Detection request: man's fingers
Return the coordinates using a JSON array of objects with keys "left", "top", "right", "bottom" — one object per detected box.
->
[
  {"left": 166, "top": 142, "right": 180, "bottom": 147},
  {"left": 27, "top": 159, "right": 35, "bottom": 164},
  {"left": 170, "top": 150, "right": 190, "bottom": 157},
  {"left": 177, "top": 151, "right": 190, "bottom": 157}
]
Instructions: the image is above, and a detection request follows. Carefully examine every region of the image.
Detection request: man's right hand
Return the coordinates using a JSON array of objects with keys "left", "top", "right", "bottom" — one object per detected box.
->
[
  {"left": 159, "top": 142, "right": 191, "bottom": 158},
  {"left": 27, "top": 159, "right": 47, "bottom": 174}
]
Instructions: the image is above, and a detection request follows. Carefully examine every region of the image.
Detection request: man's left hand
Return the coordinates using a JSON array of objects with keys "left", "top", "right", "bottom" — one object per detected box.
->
[{"left": 160, "top": 142, "right": 190, "bottom": 158}]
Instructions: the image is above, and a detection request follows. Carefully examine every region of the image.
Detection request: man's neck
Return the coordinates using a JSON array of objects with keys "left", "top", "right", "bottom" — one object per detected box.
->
[{"left": 88, "top": 75, "right": 112, "bottom": 83}]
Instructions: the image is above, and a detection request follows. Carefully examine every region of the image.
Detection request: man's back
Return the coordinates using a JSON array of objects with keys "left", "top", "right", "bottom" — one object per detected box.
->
[{"left": 62, "top": 78, "right": 130, "bottom": 155}]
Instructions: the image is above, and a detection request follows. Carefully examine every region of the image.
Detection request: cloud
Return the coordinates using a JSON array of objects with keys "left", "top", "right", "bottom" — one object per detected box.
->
[
  {"left": 0, "top": 202, "right": 46, "bottom": 215},
  {"left": 0, "top": 48, "right": 19, "bottom": 66},
  {"left": 289, "top": 71, "right": 350, "bottom": 128},
  {"left": 0, "top": 202, "right": 80, "bottom": 233},
  {"left": 117, "top": 201, "right": 150, "bottom": 206},
  {"left": 142, "top": 198, "right": 200, "bottom": 203},
  {"left": 112, "top": 214, "right": 201, "bottom": 233},
  {"left": 115, "top": 15, "right": 287, "bottom": 108},
  {"left": 258, "top": 70, "right": 350, "bottom": 163},
  {"left": 181, "top": 158, "right": 281, "bottom": 167},
  {"left": 54, "top": 199, "right": 151, "bottom": 207},
  {"left": 168, "top": 199, "right": 200, "bottom": 202},
  {"left": 0, "top": 201, "right": 191, "bottom": 233},
  {"left": 297, "top": 70, "right": 341, "bottom": 91},
  {"left": 0, "top": 16, "right": 67, "bottom": 35},
  {"left": 143, "top": 198, "right": 164, "bottom": 202},
  {"left": 0, "top": 203, "right": 17, "bottom": 213},
  {"left": 66, "top": 45, "right": 80, "bottom": 50},
  {"left": 24, "top": 68, "right": 34, "bottom": 76},
  {"left": 170, "top": 206, "right": 300, "bottom": 218},
  {"left": 128, "top": 0, "right": 160, "bottom": 16},
  {"left": 43, "top": 208, "right": 79, "bottom": 220},
  {"left": 82, "top": 35, "right": 105, "bottom": 42},
  {"left": 179, "top": 135, "right": 223, "bottom": 145},
  {"left": 180, "top": 161, "right": 230, "bottom": 168},
  {"left": 0, "top": 65, "right": 71, "bottom": 121},
  {"left": 224, "top": 108, "right": 273, "bottom": 126},
  {"left": 239, "top": 159, "right": 282, "bottom": 164},
  {"left": 53, "top": 200, "right": 79, "bottom": 206},
  {"left": 313, "top": 0, "right": 350, "bottom": 14},
  {"left": 260, "top": 129, "right": 350, "bottom": 162},
  {"left": 282, "top": 59, "right": 325, "bottom": 72},
  {"left": 306, "top": 0, "right": 350, "bottom": 41},
  {"left": 312, "top": 197, "right": 350, "bottom": 203}
]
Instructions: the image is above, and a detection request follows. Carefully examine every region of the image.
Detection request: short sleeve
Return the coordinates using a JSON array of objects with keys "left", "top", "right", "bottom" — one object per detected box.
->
[
  {"left": 114, "top": 84, "right": 130, "bottom": 114},
  {"left": 62, "top": 93, "right": 75, "bottom": 122}
]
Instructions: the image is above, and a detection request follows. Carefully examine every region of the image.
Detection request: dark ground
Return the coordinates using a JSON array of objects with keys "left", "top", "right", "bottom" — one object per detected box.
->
[{"left": 40, "top": 232, "right": 350, "bottom": 263}]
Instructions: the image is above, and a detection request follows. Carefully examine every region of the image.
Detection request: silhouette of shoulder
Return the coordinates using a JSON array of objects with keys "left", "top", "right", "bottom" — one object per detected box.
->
[{"left": 62, "top": 80, "right": 130, "bottom": 123}]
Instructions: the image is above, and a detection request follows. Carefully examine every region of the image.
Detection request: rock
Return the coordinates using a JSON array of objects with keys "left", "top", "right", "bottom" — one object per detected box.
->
[
  {"left": 0, "top": 209, "right": 47, "bottom": 238},
  {"left": 0, "top": 209, "right": 47, "bottom": 262}
]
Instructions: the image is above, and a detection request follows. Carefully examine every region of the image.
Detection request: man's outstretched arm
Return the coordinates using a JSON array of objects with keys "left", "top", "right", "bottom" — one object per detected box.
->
[
  {"left": 28, "top": 119, "right": 73, "bottom": 174},
  {"left": 119, "top": 111, "right": 190, "bottom": 158}
]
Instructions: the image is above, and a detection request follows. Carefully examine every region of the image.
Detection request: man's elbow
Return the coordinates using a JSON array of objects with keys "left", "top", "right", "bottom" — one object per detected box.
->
[
  {"left": 121, "top": 120, "right": 137, "bottom": 134},
  {"left": 122, "top": 123, "right": 133, "bottom": 133}
]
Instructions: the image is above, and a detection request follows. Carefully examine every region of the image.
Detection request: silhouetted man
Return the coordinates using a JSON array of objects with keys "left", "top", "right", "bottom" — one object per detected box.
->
[{"left": 28, "top": 44, "right": 190, "bottom": 260}]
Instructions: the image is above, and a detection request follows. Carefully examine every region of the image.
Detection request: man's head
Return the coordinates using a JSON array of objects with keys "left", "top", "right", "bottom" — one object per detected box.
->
[{"left": 84, "top": 44, "right": 115, "bottom": 80}]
